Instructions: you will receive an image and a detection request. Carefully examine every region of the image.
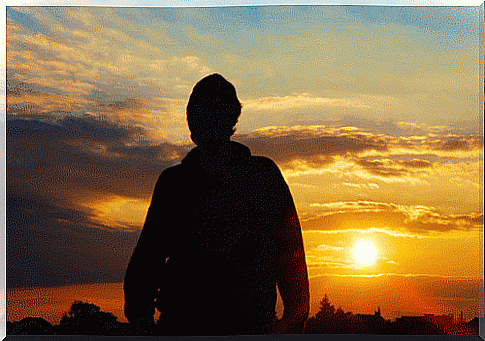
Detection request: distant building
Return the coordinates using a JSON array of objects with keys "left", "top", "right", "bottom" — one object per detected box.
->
[
  {"left": 444, "top": 315, "right": 479, "bottom": 335},
  {"left": 467, "top": 317, "right": 479, "bottom": 334},
  {"left": 423, "top": 313, "right": 454, "bottom": 330},
  {"left": 393, "top": 315, "right": 445, "bottom": 335},
  {"left": 352, "top": 307, "right": 388, "bottom": 334}
]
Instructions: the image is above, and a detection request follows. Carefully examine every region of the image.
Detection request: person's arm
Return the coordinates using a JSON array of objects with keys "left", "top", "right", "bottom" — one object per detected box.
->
[
  {"left": 270, "top": 164, "right": 310, "bottom": 334},
  {"left": 123, "top": 171, "right": 172, "bottom": 326}
]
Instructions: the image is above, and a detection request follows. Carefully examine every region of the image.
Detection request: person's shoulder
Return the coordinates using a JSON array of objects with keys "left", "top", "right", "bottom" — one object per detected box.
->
[
  {"left": 249, "top": 155, "right": 281, "bottom": 173},
  {"left": 161, "top": 163, "right": 184, "bottom": 175},
  {"left": 157, "top": 163, "right": 185, "bottom": 182},
  {"left": 248, "top": 156, "right": 289, "bottom": 190}
]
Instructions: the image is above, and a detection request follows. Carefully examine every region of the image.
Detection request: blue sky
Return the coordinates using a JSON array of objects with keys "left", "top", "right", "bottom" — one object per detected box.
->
[{"left": 5, "top": 5, "right": 480, "bottom": 133}]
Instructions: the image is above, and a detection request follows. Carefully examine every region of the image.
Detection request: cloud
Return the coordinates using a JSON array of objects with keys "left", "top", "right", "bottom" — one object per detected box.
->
[
  {"left": 8, "top": 6, "right": 480, "bottom": 135},
  {"left": 423, "top": 134, "right": 484, "bottom": 152},
  {"left": 6, "top": 114, "right": 189, "bottom": 245},
  {"left": 304, "top": 243, "right": 356, "bottom": 271},
  {"left": 302, "top": 201, "right": 482, "bottom": 234},
  {"left": 7, "top": 190, "right": 140, "bottom": 288},
  {"left": 342, "top": 182, "right": 380, "bottom": 190},
  {"left": 7, "top": 10, "right": 214, "bottom": 103},
  {"left": 7, "top": 13, "right": 199, "bottom": 143},
  {"left": 6, "top": 114, "right": 193, "bottom": 288},
  {"left": 10, "top": 114, "right": 476, "bottom": 287},
  {"left": 6, "top": 78, "right": 95, "bottom": 116},
  {"left": 316, "top": 116, "right": 483, "bottom": 139},
  {"left": 7, "top": 79, "right": 190, "bottom": 144},
  {"left": 315, "top": 244, "right": 344, "bottom": 252},
  {"left": 355, "top": 158, "right": 432, "bottom": 178},
  {"left": 8, "top": 73, "right": 481, "bottom": 183},
  {"left": 233, "top": 124, "right": 481, "bottom": 184},
  {"left": 7, "top": 88, "right": 92, "bottom": 115},
  {"left": 234, "top": 125, "right": 390, "bottom": 169},
  {"left": 7, "top": 115, "right": 188, "bottom": 202},
  {"left": 242, "top": 93, "right": 399, "bottom": 113},
  {"left": 398, "top": 159, "right": 433, "bottom": 169}
]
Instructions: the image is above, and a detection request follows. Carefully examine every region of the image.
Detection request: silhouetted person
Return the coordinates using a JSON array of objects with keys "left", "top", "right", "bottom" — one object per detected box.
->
[{"left": 124, "top": 73, "right": 309, "bottom": 336}]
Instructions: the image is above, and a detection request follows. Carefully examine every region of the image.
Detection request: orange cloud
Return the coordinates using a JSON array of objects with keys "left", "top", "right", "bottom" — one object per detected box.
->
[
  {"left": 7, "top": 88, "right": 95, "bottom": 115},
  {"left": 422, "top": 134, "right": 483, "bottom": 152},
  {"left": 302, "top": 201, "right": 482, "bottom": 234},
  {"left": 235, "top": 125, "right": 482, "bottom": 176},
  {"left": 7, "top": 116, "right": 188, "bottom": 206},
  {"left": 82, "top": 195, "right": 150, "bottom": 230},
  {"left": 355, "top": 158, "right": 432, "bottom": 178},
  {"left": 92, "top": 97, "right": 189, "bottom": 143},
  {"left": 242, "top": 93, "right": 400, "bottom": 113},
  {"left": 235, "top": 125, "right": 390, "bottom": 168}
]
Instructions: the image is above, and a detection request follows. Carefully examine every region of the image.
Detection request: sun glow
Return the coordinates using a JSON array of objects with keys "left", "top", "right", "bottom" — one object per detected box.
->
[{"left": 352, "top": 240, "right": 378, "bottom": 266}]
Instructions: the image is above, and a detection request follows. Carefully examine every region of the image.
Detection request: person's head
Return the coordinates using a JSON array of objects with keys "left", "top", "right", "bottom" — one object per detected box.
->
[{"left": 187, "top": 73, "right": 241, "bottom": 146}]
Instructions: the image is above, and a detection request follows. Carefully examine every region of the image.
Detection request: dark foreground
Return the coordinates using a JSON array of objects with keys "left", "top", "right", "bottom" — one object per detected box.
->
[{"left": 6, "top": 299, "right": 481, "bottom": 336}]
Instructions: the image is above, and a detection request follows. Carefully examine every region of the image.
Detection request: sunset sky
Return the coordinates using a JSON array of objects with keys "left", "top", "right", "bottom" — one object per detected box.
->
[{"left": 5, "top": 4, "right": 483, "bottom": 325}]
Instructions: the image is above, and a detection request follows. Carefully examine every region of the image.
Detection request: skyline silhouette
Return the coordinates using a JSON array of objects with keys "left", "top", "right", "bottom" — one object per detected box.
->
[{"left": 6, "top": 296, "right": 481, "bottom": 336}]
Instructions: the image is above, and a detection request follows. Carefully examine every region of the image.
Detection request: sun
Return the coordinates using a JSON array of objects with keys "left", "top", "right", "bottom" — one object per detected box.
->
[{"left": 352, "top": 240, "right": 377, "bottom": 266}]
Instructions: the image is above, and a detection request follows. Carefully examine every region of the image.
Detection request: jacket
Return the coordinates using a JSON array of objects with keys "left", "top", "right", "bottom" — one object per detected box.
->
[{"left": 124, "top": 141, "right": 309, "bottom": 335}]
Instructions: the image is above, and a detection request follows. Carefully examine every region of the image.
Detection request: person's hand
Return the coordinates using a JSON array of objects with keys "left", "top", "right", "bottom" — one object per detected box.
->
[
  {"left": 131, "top": 316, "right": 155, "bottom": 335},
  {"left": 267, "top": 317, "right": 305, "bottom": 334},
  {"left": 267, "top": 319, "right": 290, "bottom": 334}
]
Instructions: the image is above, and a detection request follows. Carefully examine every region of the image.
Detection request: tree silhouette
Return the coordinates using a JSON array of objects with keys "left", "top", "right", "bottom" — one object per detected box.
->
[
  {"left": 59, "top": 301, "right": 118, "bottom": 335},
  {"left": 6, "top": 297, "right": 479, "bottom": 336},
  {"left": 316, "top": 294, "right": 335, "bottom": 319},
  {"left": 305, "top": 294, "right": 358, "bottom": 334},
  {"left": 7, "top": 317, "right": 54, "bottom": 335}
]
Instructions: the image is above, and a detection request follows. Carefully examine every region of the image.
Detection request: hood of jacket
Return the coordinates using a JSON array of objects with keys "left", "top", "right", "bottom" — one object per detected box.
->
[{"left": 182, "top": 141, "right": 251, "bottom": 174}]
